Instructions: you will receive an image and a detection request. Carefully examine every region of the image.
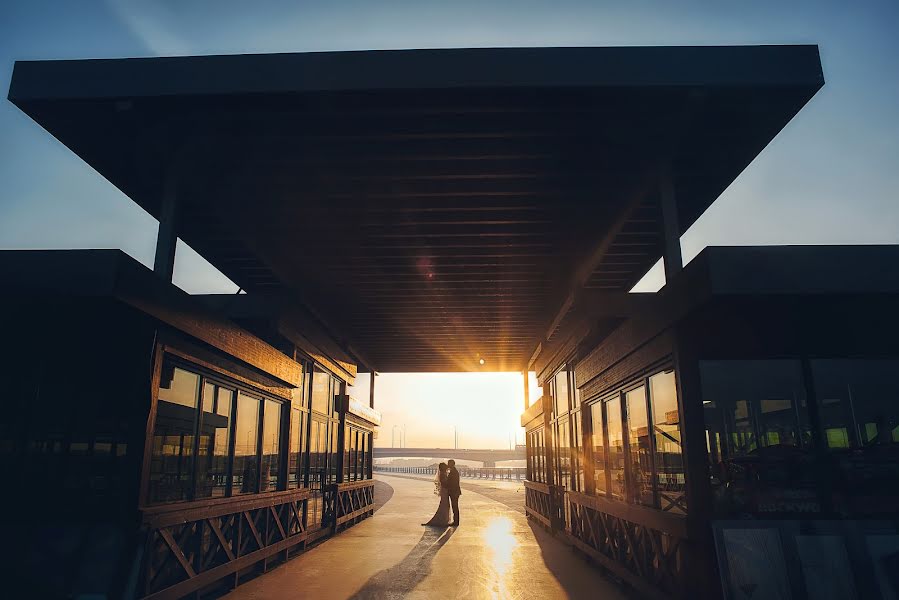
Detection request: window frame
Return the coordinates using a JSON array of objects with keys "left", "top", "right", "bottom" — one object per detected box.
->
[
  {"left": 147, "top": 354, "right": 291, "bottom": 506},
  {"left": 583, "top": 365, "right": 685, "bottom": 514}
]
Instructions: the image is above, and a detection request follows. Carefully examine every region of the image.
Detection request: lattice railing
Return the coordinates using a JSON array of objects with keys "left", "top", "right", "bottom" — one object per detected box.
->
[
  {"left": 330, "top": 479, "right": 376, "bottom": 529},
  {"left": 139, "top": 488, "right": 310, "bottom": 599},
  {"left": 523, "top": 480, "right": 564, "bottom": 530},
  {"left": 567, "top": 490, "right": 687, "bottom": 599}
]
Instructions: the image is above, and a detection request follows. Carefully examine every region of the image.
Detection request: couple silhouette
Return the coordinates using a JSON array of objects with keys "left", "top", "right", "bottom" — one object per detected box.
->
[{"left": 422, "top": 459, "right": 461, "bottom": 527}]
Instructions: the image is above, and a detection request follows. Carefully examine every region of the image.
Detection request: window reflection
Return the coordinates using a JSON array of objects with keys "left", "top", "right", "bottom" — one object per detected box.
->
[
  {"left": 554, "top": 370, "right": 569, "bottom": 417},
  {"left": 812, "top": 359, "right": 899, "bottom": 516},
  {"left": 195, "top": 383, "right": 233, "bottom": 499},
  {"left": 148, "top": 358, "right": 292, "bottom": 505},
  {"left": 606, "top": 397, "right": 625, "bottom": 500},
  {"left": 590, "top": 402, "right": 607, "bottom": 496},
  {"left": 288, "top": 408, "right": 305, "bottom": 488},
  {"left": 555, "top": 417, "right": 571, "bottom": 489},
  {"left": 649, "top": 371, "right": 686, "bottom": 513},
  {"left": 311, "top": 370, "right": 330, "bottom": 415},
  {"left": 572, "top": 412, "right": 584, "bottom": 491},
  {"left": 234, "top": 393, "right": 260, "bottom": 495},
  {"left": 812, "top": 359, "right": 899, "bottom": 449},
  {"left": 701, "top": 360, "right": 816, "bottom": 516},
  {"left": 262, "top": 399, "right": 282, "bottom": 491},
  {"left": 625, "top": 386, "right": 653, "bottom": 506},
  {"left": 149, "top": 366, "right": 200, "bottom": 503}
]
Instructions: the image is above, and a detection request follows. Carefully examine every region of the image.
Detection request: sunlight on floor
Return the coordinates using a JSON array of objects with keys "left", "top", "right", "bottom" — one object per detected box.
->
[{"left": 482, "top": 516, "right": 518, "bottom": 599}]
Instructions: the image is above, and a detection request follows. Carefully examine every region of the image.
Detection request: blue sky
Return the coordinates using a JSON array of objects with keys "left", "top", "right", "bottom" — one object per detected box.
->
[{"left": 1, "top": 1, "right": 897, "bottom": 293}]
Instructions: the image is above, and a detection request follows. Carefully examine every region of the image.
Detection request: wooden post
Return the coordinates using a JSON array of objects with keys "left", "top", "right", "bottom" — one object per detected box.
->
[
  {"left": 153, "top": 173, "right": 178, "bottom": 282},
  {"left": 659, "top": 171, "right": 683, "bottom": 284},
  {"left": 369, "top": 372, "right": 376, "bottom": 409},
  {"left": 542, "top": 384, "right": 555, "bottom": 488},
  {"left": 522, "top": 370, "right": 530, "bottom": 411},
  {"left": 673, "top": 327, "right": 722, "bottom": 600},
  {"left": 336, "top": 380, "right": 347, "bottom": 485}
]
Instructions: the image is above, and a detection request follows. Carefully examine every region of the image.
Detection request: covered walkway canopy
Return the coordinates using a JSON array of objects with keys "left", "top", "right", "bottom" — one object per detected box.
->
[{"left": 8, "top": 46, "right": 823, "bottom": 372}]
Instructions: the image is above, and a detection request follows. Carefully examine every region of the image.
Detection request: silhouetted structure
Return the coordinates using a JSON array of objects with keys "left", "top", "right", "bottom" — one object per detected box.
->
[
  {"left": 0, "top": 251, "right": 380, "bottom": 598},
  {"left": 4, "top": 45, "right": 890, "bottom": 600},
  {"left": 523, "top": 245, "right": 899, "bottom": 599}
]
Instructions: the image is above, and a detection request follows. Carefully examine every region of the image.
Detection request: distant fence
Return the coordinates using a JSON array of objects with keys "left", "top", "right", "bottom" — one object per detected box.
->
[{"left": 374, "top": 465, "right": 527, "bottom": 481}]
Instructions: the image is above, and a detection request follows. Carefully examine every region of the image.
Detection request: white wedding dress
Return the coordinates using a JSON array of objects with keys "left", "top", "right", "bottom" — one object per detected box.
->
[{"left": 423, "top": 473, "right": 451, "bottom": 526}]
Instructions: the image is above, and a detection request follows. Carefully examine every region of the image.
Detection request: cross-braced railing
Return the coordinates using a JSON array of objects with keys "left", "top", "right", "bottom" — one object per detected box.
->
[
  {"left": 139, "top": 488, "right": 310, "bottom": 599},
  {"left": 330, "top": 479, "right": 376, "bottom": 530},
  {"left": 523, "top": 480, "right": 564, "bottom": 531},
  {"left": 567, "top": 490, "right": 687, "bottom": 600}
]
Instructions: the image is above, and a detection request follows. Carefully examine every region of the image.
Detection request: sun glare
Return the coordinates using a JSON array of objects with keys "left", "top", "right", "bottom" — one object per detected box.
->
[
  {"left": 482, "top": 516, "right": 518, "bottom": 598},
  {"left": 363, "top": 371, "right": 540, "bottom": 449}
]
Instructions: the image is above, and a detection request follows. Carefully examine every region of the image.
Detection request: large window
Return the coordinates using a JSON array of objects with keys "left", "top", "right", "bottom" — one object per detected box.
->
[
  {"left": 812, "top": 359, "right": 899, "bottom": 449},
  {"left": 148, "top": 358, "right": 290, "bottom": 504},
  {"left": 587, "top": 369, "right": 687, "bottom": 514},
  {"left": 572, "top": 411, "right": 584, "bottom": 492},
  {"left": 555, "top": 417, "right": 571, "bottom": 489},
  {"left": 527, "top": 427, "right": 547, "bottom": 483},
  {"left": 149, "top": 366, "right": 201, "bottom": 503},
  {"left": 606, "top": 396, "right": 625, "bottom": 499},
  {"left": 701, "top": 360, "right": 814, "bottom": 515},
  {"left": 590, "top": 402, "right": 607, "bottom": 495},
  {"left": 288, "top": 408, "right": 307, "bottom": 488},
  {"left": 811, "top": 359, "right": 899, "bottom": 514},
  {"left": 261, "top": 399, "right": 282, "bottom": 491},
  {"left": 344, "top": 425, "right": 372, "bottom": 482},
  {"left": 233, "top": 392, "right": 261, "bottom": 495},
  {"left": 649, "top": 371, "right": 686, "bottom": 513},
  {"left": 196, "top": 383, "right": 233, "bottom": 499},
  {"left": 311, "top": 369, "right": 331, "bottom": 415},
  {"left": 625, "top": 386, "right": 653, "bottom": 506},
  {"left": 553, "top": 369, "right": 570, "bottom": 418}
]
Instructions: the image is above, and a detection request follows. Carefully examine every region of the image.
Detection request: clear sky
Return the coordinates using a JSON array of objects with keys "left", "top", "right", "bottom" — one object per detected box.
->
[
  {"left": 1, "top": 1, "right": 897, "bottom": 447},
  {"left": 349, "top": 372, "right": 541, "bottom": 449}
]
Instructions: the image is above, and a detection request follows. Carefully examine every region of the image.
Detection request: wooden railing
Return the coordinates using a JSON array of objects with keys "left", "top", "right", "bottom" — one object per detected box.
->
[
  {"left": 138, "top": 488, "right": 310, "bottom": 600},
  {"left": 374, "top": 465, "right": 527, "bottom": 480},
  {"left": 330, "top": 479, "right": 376, "bottom": 530},
  {"left": 523, "top": 480, "right": 564, "bottom": 530},
  {"left": 566, "top": 490, "right": 688, "bottom": 600}
]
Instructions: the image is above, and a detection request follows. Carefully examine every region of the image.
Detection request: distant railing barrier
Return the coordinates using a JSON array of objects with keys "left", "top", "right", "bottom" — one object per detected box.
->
[{"left": 373, "top": 465, "right": 527, "bottom": 480}]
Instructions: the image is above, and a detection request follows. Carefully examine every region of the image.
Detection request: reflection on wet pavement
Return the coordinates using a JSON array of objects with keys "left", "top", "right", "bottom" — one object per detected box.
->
[{"left": 225, "top": 475, "right": 630, "bottom": 600}]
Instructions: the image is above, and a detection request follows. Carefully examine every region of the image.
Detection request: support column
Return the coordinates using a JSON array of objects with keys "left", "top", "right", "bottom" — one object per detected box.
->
[
  {"left": 369, "top": 371, "right": 376, "bottom": 409},
  {"left": 153, "top": 174, "right": 178, "bottom": 282},
  {"left": 336, "top": 380, "right": 347, "bottom": 485},
  {"left": 659, "top": 172, "right": 683, "bottom": 284},
  {"left": 674, "top": 328, "right": 722, "bottom": 599},
  {"left": 522, "top": 370, "right": 530, "bottom": 411},
  {"left": 542, "top": 383, "right": 555, "bottom": 489}
]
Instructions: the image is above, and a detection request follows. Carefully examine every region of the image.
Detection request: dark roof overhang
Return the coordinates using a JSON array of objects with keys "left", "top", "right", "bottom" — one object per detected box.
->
[{"left": 8, "top": 46, "right": 824, "bottom": 371}]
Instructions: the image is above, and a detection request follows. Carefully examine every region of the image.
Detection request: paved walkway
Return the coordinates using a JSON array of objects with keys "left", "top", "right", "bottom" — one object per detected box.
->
[{"left": 225, "top": 475, "right": 630, "bottom": 600}]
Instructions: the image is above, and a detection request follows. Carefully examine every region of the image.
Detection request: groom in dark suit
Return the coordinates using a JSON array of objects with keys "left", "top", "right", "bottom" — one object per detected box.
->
[{"left": 447, "top": 459, "right": 462, "bottom": 526}]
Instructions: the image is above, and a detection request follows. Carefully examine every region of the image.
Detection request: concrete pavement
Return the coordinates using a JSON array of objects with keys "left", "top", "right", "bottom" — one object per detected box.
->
[{"left": 224, "top": 475, "right": 631, "bottom": 600}]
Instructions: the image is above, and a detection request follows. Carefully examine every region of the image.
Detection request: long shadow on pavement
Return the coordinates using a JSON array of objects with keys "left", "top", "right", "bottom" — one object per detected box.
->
[
  {"left": 526, "top": 521, "right": 634, "bottom": 600},
  {"left": 348, "top": 526, "right": 455, "bottom": 599}
]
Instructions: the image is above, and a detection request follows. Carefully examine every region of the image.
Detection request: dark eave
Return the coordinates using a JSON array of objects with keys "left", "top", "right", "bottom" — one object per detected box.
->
[
  {"left": 0, "top": 250, "right": 303, "bottom": 386},
  {"left": 8, "top": 46, "right": 824, "bottom": 371}
]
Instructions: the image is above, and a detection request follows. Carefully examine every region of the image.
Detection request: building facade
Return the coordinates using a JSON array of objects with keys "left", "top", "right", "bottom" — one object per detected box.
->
[
  {"left": 522, "top": 245, "right": 899, "bottom": 600},
  {"left": 0, "top": 250, "right": 380, "bottom": 599}
]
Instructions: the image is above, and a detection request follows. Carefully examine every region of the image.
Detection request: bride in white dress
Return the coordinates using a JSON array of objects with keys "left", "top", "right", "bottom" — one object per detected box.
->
[{"left": 422, "top": 462, "right": 451, "bottom": 527}]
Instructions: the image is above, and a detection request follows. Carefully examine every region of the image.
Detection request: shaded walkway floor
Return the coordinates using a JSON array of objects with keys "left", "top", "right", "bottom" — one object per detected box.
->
[{"left": 225, "top": 475, "right": 631, "bottom": 600}]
